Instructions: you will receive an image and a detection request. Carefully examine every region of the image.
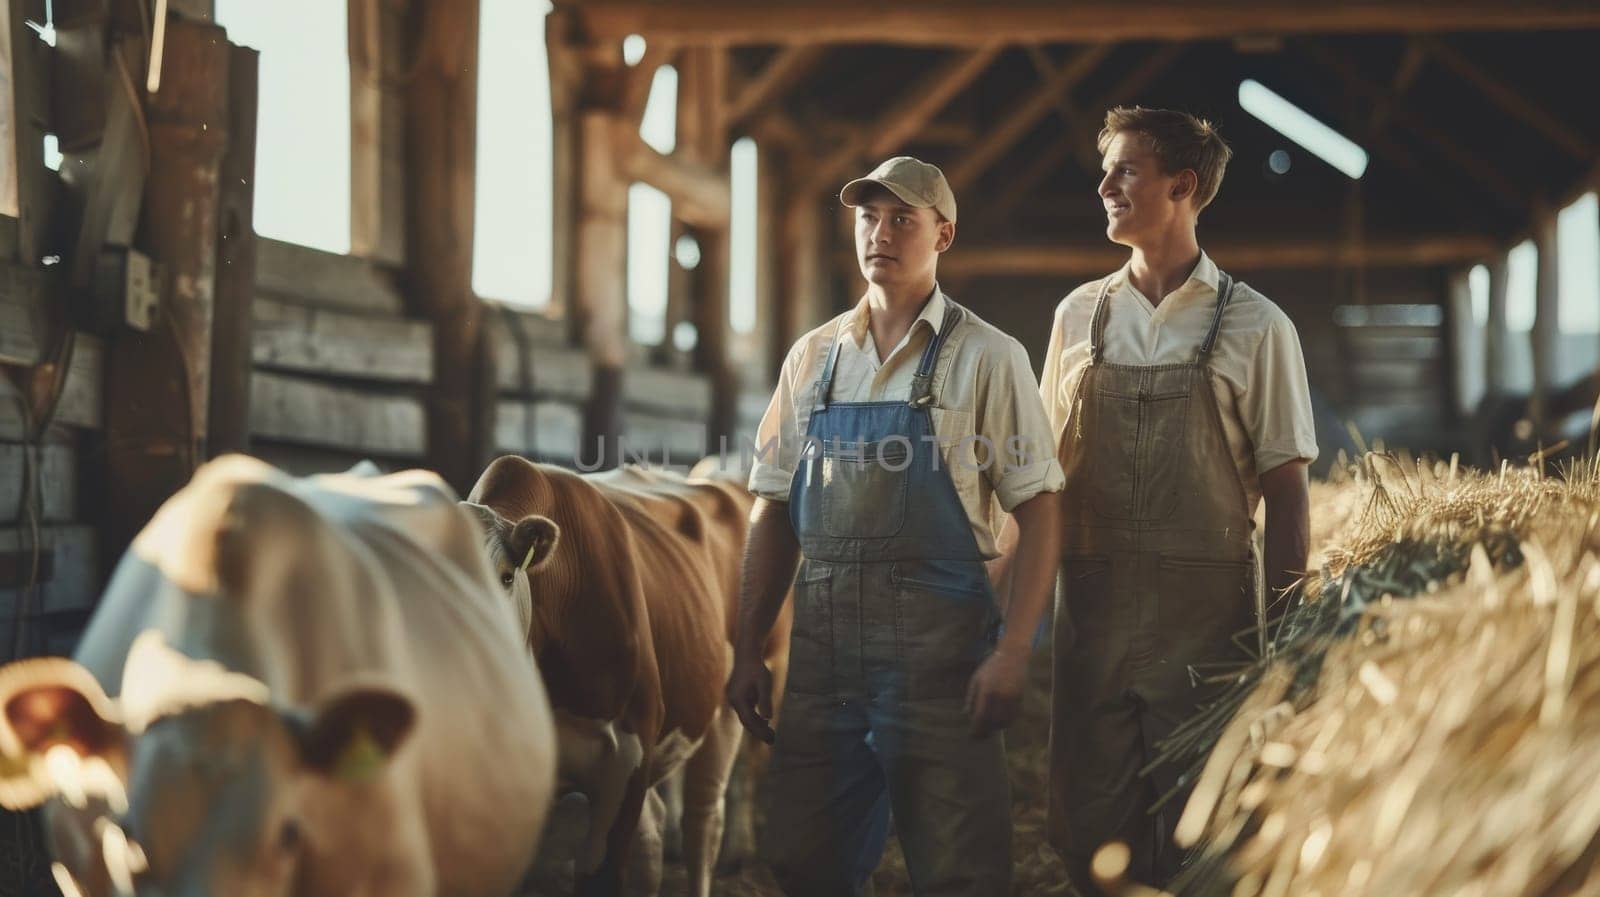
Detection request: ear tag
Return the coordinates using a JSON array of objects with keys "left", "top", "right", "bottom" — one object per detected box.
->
[
  {"left": 521, "top": 541, "right": 540, "bottom": 571},
  {"left": 333, "top": 725, "right": 387, "bottom": 783}
]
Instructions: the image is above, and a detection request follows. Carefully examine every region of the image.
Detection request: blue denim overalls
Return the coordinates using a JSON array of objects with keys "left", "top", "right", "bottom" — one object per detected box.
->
[{"left": 763, "top": 298, "right": 1012, "bottom": 897}]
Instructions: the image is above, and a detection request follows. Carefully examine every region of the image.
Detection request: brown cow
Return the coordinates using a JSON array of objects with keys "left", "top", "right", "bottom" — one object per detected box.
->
[{"left": 463, "top": 456, "right": 788, "bottom": 897}]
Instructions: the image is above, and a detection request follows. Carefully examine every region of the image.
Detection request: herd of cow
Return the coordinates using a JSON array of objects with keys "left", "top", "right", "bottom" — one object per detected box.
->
[{"left": 0, "top": 452, "right": 793, "bottom": 897}]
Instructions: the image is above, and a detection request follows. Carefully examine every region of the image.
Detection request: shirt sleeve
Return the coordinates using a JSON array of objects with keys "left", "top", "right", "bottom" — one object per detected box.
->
[
  {"left": 747, "top": 340, "right": 810, "bottom": 502},
  {"left": 978, "top": 336, "right": 1066, "bottom": 513},
  {"left": 1242, "top": 310, "right": 1320, "bottom": 473},
  {"left": 1038, "top": 298, "right": 1071, "bottom": 441}
]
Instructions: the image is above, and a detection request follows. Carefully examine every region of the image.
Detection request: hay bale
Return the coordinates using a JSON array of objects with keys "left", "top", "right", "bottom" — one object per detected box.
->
[{"left": 1172, "top": 454, "right": 1600, "bottom": 896}]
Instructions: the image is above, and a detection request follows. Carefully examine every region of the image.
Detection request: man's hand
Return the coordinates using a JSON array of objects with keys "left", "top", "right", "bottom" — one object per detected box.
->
[
  {"left": 965, "top": 645, "right": 1029, "bottom": 738},
  {"left": 725, "top": 653, "right": 776, "bottom": 744}
]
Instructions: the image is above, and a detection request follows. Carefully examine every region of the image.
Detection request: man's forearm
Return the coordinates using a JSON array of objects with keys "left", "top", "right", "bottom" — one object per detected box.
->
[
  {"left": 995, "top": 492, "right": 1061, "bottom": 656},
  {"left": 1261, "top": 461, "right": 1310, "bottom": 603},
  {"left": 737, "top": 497, "right": 802, "bottom": 657}
]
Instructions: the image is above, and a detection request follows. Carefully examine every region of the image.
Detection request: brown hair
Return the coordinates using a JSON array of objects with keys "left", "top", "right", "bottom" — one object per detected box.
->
[{"left": 1097, "top": 106, "right": 1233, "bottom": 213}]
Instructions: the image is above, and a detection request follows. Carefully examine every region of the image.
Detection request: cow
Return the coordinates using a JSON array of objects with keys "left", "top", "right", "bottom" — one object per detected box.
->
[
  {"left": 0, "top": 455, "right": 557, "bottom": 897},
  {"left": 462, "top": 456, "right": 790, "bottom": 897}
]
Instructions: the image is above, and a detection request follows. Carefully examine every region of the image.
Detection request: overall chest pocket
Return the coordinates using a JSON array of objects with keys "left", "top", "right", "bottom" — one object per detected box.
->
[
  {"left": 1087, "top": 369, "right": 1194, "bottom": 522},
  {"left": 817, "top": 438, "right": 910, "bottom": 538}
]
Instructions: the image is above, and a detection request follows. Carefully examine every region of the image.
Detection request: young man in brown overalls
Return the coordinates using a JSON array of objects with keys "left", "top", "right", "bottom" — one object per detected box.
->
[{"left": 1030, "top": 107, "right": 1317, "bottom": 893}]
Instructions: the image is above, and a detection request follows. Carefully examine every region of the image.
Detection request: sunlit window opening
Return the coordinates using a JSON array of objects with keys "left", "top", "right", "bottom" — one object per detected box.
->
[
  {"left": 623, "top": 34, "right": 647, "bottom": 67},
  {"left": 640, "top": 66, "right": 678, "bottom": 154},
  {"left": 1468, "top": 264, "right": 1490, "bottom": 327},
  {"left": 1238, "top": 79, "right": 1368, "bottom": 179},
  {"left": 628, "top": 183, "right": 672, "bottom": 345},
  {"left": 1557, "top": 192, "right": 1600, "bottom": 334},
  {"left": 1505, "top": 239, "right": 1537, "bottom": 334},
  {"left": 216, "top": 0, "right": 351, "bottom": 254},
  {"left": 730, "top": 137, "right": 759, "bottom": 335},
  {"left": 473, "top": 0, "right": 553, "bottom": 308}
]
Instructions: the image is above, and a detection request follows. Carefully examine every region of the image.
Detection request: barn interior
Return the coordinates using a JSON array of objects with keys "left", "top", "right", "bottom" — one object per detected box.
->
[{"left": 2, "top": 1, "right": 1599, "bottom": 894}]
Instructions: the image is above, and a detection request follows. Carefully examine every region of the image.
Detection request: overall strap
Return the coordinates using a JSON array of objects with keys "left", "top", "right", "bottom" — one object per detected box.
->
[
  {"left": 1087, "top": 276, "right": 1115, "bottom": 364},
  {"left": 811, "top": 317, "right": 849, "bottom": 413},
  {"left": 909, "top": 301, "right": 965, "bottom": 408},
  {"left": 1198, "top": 271, "right": 1236, "bottom": 358}
]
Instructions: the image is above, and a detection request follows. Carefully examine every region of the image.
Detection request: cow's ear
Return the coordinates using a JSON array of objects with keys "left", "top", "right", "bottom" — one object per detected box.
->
[
  {"left": 298, "top": 686, "right": 416, "bottom": 783},
  {"left": 511, "top": 515, "right": 561, "bottom": 573},
  {"left": 0, "top": 658, "right": 124, "bottom": 810},
  {"left": 459, "top": 501, "right": 504, "bottom": 534}
]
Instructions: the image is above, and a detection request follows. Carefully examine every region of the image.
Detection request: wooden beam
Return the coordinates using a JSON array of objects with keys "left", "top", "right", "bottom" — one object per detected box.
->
[
  {"left": 808, "top": 44, "right": 1002, "bottom": 193},
  {"left": 946, "top": 43, "right": 1111, "bottom": 192},
  {"left": 1367, "top": 39, "right": 1427, "bottom": 134},
  {"left": 975, "top": 44, "right": 1184, "bottom": 226},
  {"left": 252, "top": 297, "right": 432, "bottom": 383},
  {"left": 1483, "top": 255, "right": 1509, "bottom": 395},
  {"left": 1305, "top": 45, "right": 1526, "bottom": 213},
  {"left": 403, "top": 0, "right": 492, "bottom": 492},
  {"left": 931, "top": 234, "right": 1505, "bottom": 277},
  {"left": 1420, "top": 36, "right": 1596, "bottom": 160},
  {"left": 727, "top": 45, "right": 826, "bottom": 131},
  {"left": 250, "top": 372, "right": 426, "bottom": 458},
  {"left": 560, "top": 1, "right": 1600, "bottom": 45},
  {"left": 612, "top": 120, "right": 731, "bottom": 226}
]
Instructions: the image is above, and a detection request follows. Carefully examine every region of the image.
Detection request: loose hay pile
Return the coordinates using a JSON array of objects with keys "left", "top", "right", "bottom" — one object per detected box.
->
[{"left": 1168, "top": 454, "right": 1600, "bottom": 897}]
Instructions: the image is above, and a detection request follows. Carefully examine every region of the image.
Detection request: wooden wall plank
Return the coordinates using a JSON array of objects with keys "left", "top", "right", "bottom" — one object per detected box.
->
[
  {"left": 624, "top": 366, "right": 713, "bottom": 417},
  {"left": 253, "top": 296, "right": 433, "bottom": 382},
  {"left": 255, "top": 237, "right": 405, "bottom": 315},
  {"left": 0, "top": 525, "right": 97, "bottom": 620},
  {"left": 0, "top": 334, "right": 104, "bottom": 439},
  {"left": 623, "top": 410, "right": 708, "bottom": 462},
  {"left": 494, "top": 399, "right": 583, "bottom": 460},
  {"left": 0, "top": 260, "right": 49, "bottom": 365},
  {"left": 0, "top": 441, "right": 74, "bottom": 522},
  {"left": 249, "top": 372, "right": 426, "bottom": 457}
]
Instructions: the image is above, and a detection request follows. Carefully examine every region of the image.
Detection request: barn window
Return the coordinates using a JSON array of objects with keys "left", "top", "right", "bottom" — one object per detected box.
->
[
  {"left": 1557, "top": 192, "right": 1599, "bottom": 334},
  {"left": 472, "top": 0, "right": 554, "bottom": 308},
  {"left": 627, "top": 64, "right": 678, "bottom": 346},
  {"left": 729, "top": 136, "right": 758, "bottom": 335},
  {"left": 1237, "top": 79, "right": 1367, "bottom": 179},
  {"left": 1468, "top": 264, "right": 1489, "bottom": 328},
  {"left": 1504, "top": 240, "right": 1536, "bottom": 334},
  {"left": 216, "top": 0, "right": 352, "bottom": 254}
]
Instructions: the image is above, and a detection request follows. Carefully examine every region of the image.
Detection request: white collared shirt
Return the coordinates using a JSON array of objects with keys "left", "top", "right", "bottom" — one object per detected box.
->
[
  {"left": 1040, "top": 252, "right": 1319, "bottom": 514},
  {"left": 750, "top": 288, "right": 1065, "bottom": 557}
]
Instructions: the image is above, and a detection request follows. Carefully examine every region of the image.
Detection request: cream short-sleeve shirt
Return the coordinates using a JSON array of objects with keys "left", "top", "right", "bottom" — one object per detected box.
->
[
  {"left": 1040, "top": 252, "right": 1318, "bottom": 515},
  {"left": 749, "top": 289, "right": 1064, "bottom": 558}
]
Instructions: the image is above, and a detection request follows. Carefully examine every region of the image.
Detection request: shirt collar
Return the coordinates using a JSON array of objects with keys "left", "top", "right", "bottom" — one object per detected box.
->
[
  {"left": 843, "top": 285, "right": 948, "bottom": 349},
  {"left": 1109, "top": 251, "right": 1219, "bottom": 306}
]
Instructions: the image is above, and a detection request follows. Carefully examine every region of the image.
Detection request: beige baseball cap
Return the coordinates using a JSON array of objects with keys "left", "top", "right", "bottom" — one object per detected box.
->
[{"left": 839, "top": 156, "right": 958, "bottom": 224}]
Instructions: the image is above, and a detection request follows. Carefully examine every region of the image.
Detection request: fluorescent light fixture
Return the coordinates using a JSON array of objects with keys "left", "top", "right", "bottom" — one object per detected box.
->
[
  {"left": 640, "top": 65, "right": 677, "bottom": 154},
  {"left": 729, "top": 137, "right": 759, "bottom": 335},
  {"left": 1238, "top": 79, "right": 1368, "bottom": 179}
]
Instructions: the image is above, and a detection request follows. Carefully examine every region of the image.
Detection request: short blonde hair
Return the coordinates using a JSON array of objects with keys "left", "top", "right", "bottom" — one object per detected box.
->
[{"left": 1097, "top": 106, "right": 1233, "bottom": 213}]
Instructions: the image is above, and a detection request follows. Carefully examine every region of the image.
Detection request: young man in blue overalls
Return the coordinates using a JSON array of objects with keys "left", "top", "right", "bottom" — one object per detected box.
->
[{"left": 725, "top": 156, "right": 1064, "bottom": 896}]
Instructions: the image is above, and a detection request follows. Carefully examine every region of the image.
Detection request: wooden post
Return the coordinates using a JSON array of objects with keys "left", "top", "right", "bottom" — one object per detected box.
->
[
  {"left": 679, "top": 47, "right": 735, "bottom": 449},
  {"left": 1531, "top": 205, "right": 1560, "bottom": 427},
  {"left": 208, "top": 44, "right": 259, "bottom": 457},
  {"left": 9, "top": 0, "right": 53, "bottom": 262},
  {"left": 349, "top": 0, "right": 407, "bottom": 264},
  {"left": 777, "top": 184, "right": 828, "bottom": 366},
  {"left": 549, "top": 9, "right": 580, "bottom": 320},
  {"left": 574, "top": 110, "right": 629, "bottom": 468},
  {"left": 1484, "top": 256, "right": 1509, "bottom": 397},
  {"left": 104, "top": 17, "right": 229, "bottom": 556},
  {"left": 403, "top": 0, "right": 490, "bottom": 493}
]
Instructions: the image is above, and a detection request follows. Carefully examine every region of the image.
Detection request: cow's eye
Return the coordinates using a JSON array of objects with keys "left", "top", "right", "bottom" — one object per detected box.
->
[
  {"left": 500, "top": 571, "right": 516, "bottom": 588},
  {"left": 280, "top": 819, "right": 301, "bottom": 851}
]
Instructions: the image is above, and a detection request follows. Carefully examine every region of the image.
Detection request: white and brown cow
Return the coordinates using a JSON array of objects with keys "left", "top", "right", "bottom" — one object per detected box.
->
[
  {"left": 463, "top": 456, "right": 790, "bottom": 897},
  {"left": 0, "top": 455, "right": 557, "bottom": 897}
]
